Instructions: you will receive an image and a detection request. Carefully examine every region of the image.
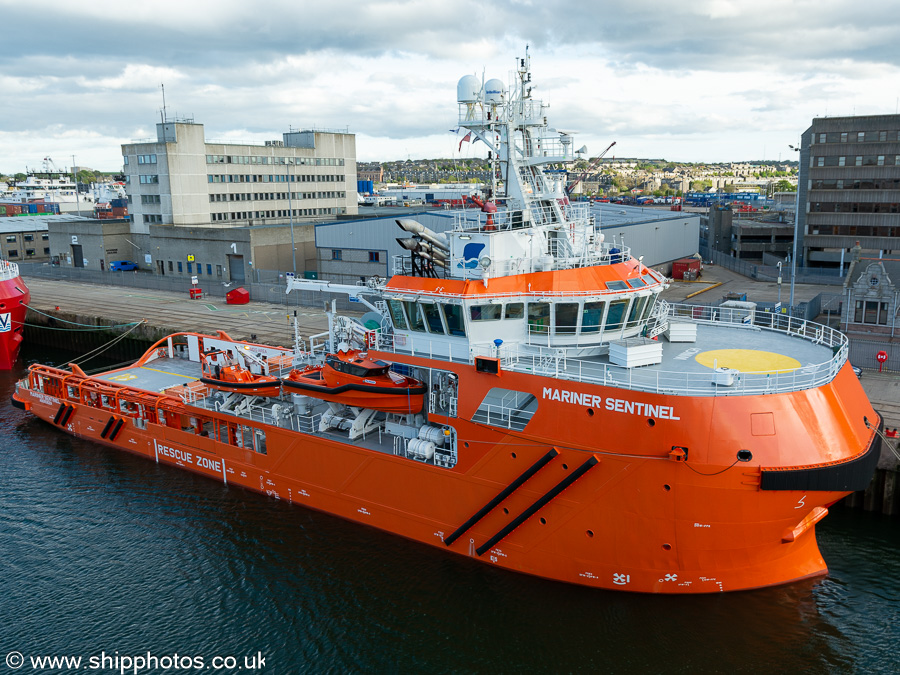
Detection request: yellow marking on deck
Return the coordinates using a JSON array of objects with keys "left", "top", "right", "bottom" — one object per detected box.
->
[
  {"left": 108, "top": 373, "right": 137, "bottom": 382},
  {"left": 695, "top": 349, "right": 802, "bottom": 373},
  {"left": 138, "top": 366, "right": 199, "bottom": 380}
]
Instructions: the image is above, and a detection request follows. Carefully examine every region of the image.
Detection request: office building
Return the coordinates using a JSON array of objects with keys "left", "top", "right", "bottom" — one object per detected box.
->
[
  {"left": 800, "top": 114, "right": 900, "bottom": 270},
  {"left": 122, "top": 120, "right": 357, "bottom": 233}
]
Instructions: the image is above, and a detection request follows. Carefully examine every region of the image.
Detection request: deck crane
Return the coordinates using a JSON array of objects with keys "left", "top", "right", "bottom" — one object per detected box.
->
[{"left": 565, "top": 141, "right": 616, "bottom": 196}]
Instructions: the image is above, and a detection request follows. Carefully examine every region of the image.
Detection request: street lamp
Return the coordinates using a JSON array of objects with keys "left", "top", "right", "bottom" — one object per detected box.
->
[
  {"left": 788, "top": 143, "right": 801, "bottom": 312},
  {"left": 286, "top": 158, "right": 296, "bottom": 275}
]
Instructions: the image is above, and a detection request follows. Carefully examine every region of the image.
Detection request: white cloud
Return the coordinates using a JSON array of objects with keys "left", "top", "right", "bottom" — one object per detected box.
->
[{"left": 1, "top": 0, "right": 899, "bottom": 171}]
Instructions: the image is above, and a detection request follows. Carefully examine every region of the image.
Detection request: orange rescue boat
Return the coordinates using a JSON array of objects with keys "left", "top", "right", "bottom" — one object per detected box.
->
[{"left": 282, "top": 350, "right": 426, "bottom": 413}]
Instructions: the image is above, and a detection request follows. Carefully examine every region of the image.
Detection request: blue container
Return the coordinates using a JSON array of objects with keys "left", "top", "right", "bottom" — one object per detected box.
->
[
  {"left": 111, "top": 198, "right": 127, "bottom": 208},
  {"left": 367, "top": 180, "right": 374, "bottom": 194}
]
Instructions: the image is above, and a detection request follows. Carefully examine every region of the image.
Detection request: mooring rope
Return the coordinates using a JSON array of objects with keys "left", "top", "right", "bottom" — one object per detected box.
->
[
  {"left": 71, "top": 320, "right": 147, "bottom": 367},
  {"left": 22, "top": 303, "right": 142, "bottom": 329}
]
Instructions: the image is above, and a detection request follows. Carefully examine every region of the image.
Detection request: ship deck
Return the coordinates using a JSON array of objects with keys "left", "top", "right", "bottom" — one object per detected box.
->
[
  {"left": 387, "top": 309, "right": 846, "bottom": 397},
  {"left": 557, "top": 321, "right": 840, "bottom": 396},
  {"left": 97, "top": 356, "right": 408, "bottom": 459},
  {"left": 96, "top": 358, "right": 203, "bottom": 394}
]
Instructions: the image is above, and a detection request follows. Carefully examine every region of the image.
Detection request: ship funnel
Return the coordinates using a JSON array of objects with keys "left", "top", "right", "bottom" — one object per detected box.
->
[{"left": 396, "top": 219, "right": 450, "bottom": 253}]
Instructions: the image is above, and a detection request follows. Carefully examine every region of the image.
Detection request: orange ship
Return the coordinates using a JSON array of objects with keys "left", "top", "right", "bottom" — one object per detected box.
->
[
  {"left": 12, "top": 54, "right": 881, "bottom": 593},
  {"left": 0, "top": 258, "right": 29, "bottom": 370}
]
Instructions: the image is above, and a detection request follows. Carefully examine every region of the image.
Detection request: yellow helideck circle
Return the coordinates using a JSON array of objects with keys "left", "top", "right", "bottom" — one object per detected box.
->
[{"left": 694, "top": 349, "right": 801, "bottom": 373}]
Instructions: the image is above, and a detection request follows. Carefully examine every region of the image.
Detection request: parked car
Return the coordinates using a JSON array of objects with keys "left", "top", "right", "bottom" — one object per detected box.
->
[{"left": 109, "top": 260, "right": 138, "bottom": 271}]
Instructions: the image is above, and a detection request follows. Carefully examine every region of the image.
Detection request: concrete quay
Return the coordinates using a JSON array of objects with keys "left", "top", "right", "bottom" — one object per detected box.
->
[{"left": 22, "top": 277, "right": 356, "bottom": 356}]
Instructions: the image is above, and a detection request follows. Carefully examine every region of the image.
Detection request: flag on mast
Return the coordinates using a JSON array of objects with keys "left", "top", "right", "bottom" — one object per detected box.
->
[{"left": 459, "top": 132, "right": 472, "bottom": 151}]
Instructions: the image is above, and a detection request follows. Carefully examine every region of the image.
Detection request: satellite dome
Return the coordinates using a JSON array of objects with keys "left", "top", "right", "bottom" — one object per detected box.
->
[
  {"left": 484, "top": 78, "right": 506, "bottom": 104},
  {"left": 457, "top": 75, "right": 481, "bottom": 103}
]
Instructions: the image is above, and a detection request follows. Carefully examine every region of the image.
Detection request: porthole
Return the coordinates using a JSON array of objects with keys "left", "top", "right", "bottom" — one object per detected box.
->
[
  {"left": 587, "top": 408, "right": 594, "bottom": 417},
  {"left": 647, "top": 418, "right": 656, "bottom": 427},
  {"left": 662, "top": 543, "right": 672, "bottom": 551},
  {"left": 586, "top": 530, "right": 594, "bottom": 538},
  {"left": 737, "top": 449, "right": 753, "bottom": 462},
  {"left": 663, "top": 484, "right": 671, "bottom": 491}
]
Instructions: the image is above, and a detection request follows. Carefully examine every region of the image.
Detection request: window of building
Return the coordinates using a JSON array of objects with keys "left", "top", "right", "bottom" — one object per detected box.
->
[
  {"left": 841, "top": 132, "right": 848, "bottom": 142},
  {"left": 41, "top": 234, "right": 49, "bottom": 240},
  {"left": 816, "top": 157, "right": 824, "bottom": 167},
  {"left": 332, "top": 249, "right": 342, "bottom": 260},
  {"left": 838, "top": 156, "right": 846, "bottom": 167},
  {"left": 878, "top": 156, "right": 885, "bottom": 166},
  {"left": 880, "top": 131, "right": 887, "bottom": 142},
  {"left": 5, "top": 236, "right": 16, "bottom": 243},
  {"left": 855, "top": 156, "right": 863, "bottom": 166},
  {"left": 858, "top": 132, "right": 865, "bottom": 142},
  {"left": 137, "top": 154, "right": 157, "bottom": 164},
  {"left": 187, "top": 262, "right": 192, "bottom": 273},
  {"left": 43, "top": 247, "right": 50, "bottom": 255},
  {"left": 7, "top": 249, "right": 17, "bottom": 257},
  {"left": 139, "top": 175, "right": 159, "bottom": 184},
  {"left": 23, "top": 234, "right": 33, "bottom": 241},
  {"left": 168, "top": 261, "right": 173, "bottom": 271},
  {"left": 123, "top": 156, "right": 129, "bottom": 165},
  {"left": 196, "top": 263, "right": 201, "bottom": 275},
  {"left": 368, "top": 251, "right": 380, "bottom": 262},
  {"left": 216, "top": 265, "right": 223, "bottom": 277},
  {"left": 177, "top": 261, "right": 183, "bottom": 273},
  {"left": 819, "top": 133, "right": 826, "bottom": 143},
  {"left": 25, "top": 249, "right": 34, "bottom": 256},
  {"left": 207, "top": 264, "right": 212, "bottom": 275}
]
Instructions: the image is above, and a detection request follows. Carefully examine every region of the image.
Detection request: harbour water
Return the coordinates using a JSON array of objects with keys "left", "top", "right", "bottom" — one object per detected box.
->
[{"left": 2, "top": 346, "right": 899, "bottom": 674}]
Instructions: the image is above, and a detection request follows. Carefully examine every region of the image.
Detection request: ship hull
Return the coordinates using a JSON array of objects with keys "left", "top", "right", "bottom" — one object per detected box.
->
[
  {"left": 0, "top": 273, "right": 29, "bottom": 370},
  {"left": 13, "top": 353, "right": 880, "bottom": 594}
]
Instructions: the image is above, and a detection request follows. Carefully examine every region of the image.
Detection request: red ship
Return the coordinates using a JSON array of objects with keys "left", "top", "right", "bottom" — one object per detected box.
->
[
  {"left": 0, "top": 259, "right": 29, "bottom": 369},
  {"left": 12, "top": 54, "right": 881, "bottom": 592}
]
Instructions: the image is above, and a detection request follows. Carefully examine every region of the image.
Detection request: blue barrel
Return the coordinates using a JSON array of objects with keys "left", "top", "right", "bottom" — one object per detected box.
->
[{"left": 366, "top": 180, "right": 374, "bottom": 193}]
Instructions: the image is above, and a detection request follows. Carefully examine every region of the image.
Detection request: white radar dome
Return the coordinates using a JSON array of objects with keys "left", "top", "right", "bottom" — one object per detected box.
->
[
  {"left": 457, "top": 75, "right": 481, "bottom": 103},
  {"left": 484, "top": 78, "right": 506, "bottom": 104}
]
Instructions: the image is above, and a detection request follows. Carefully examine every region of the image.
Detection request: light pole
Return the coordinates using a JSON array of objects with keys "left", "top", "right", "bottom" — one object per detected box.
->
[
  {"left": 72, "top": 154, "right": 81, "bottom": 217},
  {"left": 286, "top": 157, "right": 296, "bottom": 275},
  {"left": 788, "top": 143, "right": 801, "bottom": 312},
  {"left": 776, "top": 261, "right": 783, "bottom": 310}
]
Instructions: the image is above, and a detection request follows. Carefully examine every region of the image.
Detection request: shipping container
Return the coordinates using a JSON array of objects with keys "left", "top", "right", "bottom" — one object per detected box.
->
[{"left": 671, "top": 257, "right": 702, "bottom": 280}]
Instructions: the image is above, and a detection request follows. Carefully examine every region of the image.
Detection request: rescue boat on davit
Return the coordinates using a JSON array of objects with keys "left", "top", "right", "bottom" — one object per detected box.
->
[
  {"left": 281, "top": 350, "right": 426, "bottom": 414},
  {"left": 200, "top": 348, "right": 281, "bottom": 397},
  {"left": 12, "top": 51, "right": 882, "bottom": 593}
]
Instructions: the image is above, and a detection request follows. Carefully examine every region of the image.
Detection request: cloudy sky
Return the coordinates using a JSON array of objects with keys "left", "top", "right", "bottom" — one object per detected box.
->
[{"left": 2, "top": 0, "right": 899, "bottom": 173}]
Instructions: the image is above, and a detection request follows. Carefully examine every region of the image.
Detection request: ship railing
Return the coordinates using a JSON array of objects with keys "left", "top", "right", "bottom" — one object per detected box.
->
[
  {"left": 463, "top": 309, "right": 848, "bottom": 397},
  {"left": 0, "top": 259, "right": 20, "bottom": 281}
]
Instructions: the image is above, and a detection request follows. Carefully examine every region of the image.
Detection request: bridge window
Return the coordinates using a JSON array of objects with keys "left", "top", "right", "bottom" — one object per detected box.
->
[
  {"left": 582, "top": 301, "right": 605, "bottom": 333},
  {"left": 403, "top": 301, "right": 426, "bottom": 332},
  {"left": 505, "top": 302, "right": 524, "bottom": 319},
  {"left": 441, "top": 304, "right": 466, "bottom": 336},
  {"left": 470, "top": 304, "right": 502, "bottom": 321},
  {"left": 387, "top": 299, "right": 408, "bottom": 330},
  {"left": 421, "top": 302, "right": 445, "bottom": 334},
  {"left": 605, "top": 299, "right": 629, "bottom": 331},
  {"left": 555, "top": 302, "right": 579, "bottom": 335},
  {"left": 527, "top": 302, "right": 550, "bottom": 335},
  {"left": 626, "top": 296, "right": 649, "bottom": 328}
]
